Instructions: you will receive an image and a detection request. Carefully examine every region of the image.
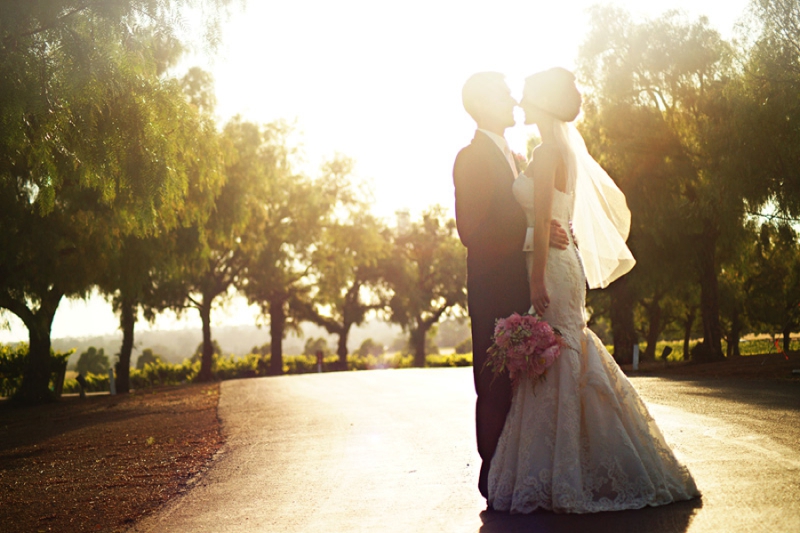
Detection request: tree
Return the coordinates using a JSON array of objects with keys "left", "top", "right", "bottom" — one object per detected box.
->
[
  {"left": 95, "top": 66, "right": 223, "bottom": 393},
  {"left": 136, "top": 348, "right": 162, "bottom": 370},
  {"left": 732, "top": 0, "right": 800, "bottom": 217},
  {"left": 192, "top": 340, "right": 222, "bottom": 363},
  {"left": 150, "top": 117, "right": 275, "bottom": 382},
  {"left": 578, "top": 7, "right": 747, "bottom": 362},
  {"left": 241, "top": 146, "right": 341, "bottom": 376},
  {"left": 76, "top": 347, "right": 110, "bottom": 376},
  {"left": 0, "top": 3, "right": 228, "bottom": 403},
  {"left": 303, "top": 338, "right": 331, "bottom": 357},
  {"left": 298, "top": 178, "right": 392, "bottom": 369},
  {"left": 385, "top": 207, "right": 467, "bottom": 367},
  {"left": 436, "top": 318, "right": 470, "bottom": 348},
  {"left": 746, "top": 223, "right": 800, "bottom": 352},
  {"left": 454, "top": 337, "right": 473, "bottom": 355},
  {"left": 607, "top": 277, "right": 639, "bottom": 365},
  {"left": 358, "top": 338, "right": 385, "bottom": 357}
]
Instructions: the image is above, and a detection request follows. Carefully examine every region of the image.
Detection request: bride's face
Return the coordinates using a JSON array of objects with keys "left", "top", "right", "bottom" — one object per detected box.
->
[{"left": 518, "top": 92, "right": 545, "bottom": 126}]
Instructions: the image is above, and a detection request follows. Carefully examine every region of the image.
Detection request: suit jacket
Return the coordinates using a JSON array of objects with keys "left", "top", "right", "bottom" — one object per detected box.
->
[{"left": 453, "top": 131, "right": 530, "bottom": 323}]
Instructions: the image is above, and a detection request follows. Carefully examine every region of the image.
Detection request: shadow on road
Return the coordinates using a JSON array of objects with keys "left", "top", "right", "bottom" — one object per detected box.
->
[{"left": 478, "top": 497, "right": 703, "bottom": 533}]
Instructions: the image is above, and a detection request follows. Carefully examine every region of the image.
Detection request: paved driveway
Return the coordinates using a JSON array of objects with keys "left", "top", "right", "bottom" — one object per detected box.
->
[{"left": 130, "top": 368, "right": 800, "bottom": 533}]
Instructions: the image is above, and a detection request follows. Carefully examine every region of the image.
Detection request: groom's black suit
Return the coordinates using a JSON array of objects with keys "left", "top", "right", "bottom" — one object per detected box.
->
[{"left": 453, "top": 131, "right": 530, "bottom": 499}]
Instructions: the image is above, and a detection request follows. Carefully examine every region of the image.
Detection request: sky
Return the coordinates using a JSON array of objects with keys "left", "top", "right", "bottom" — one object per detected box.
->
[{"left": 1, "top": 0, "right": 751, "bottom": 343}]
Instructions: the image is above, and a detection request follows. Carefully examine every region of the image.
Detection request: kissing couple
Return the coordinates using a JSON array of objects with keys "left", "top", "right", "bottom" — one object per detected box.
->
[{"left": 452, "top": 68, "right": 700, "bottom": 513}]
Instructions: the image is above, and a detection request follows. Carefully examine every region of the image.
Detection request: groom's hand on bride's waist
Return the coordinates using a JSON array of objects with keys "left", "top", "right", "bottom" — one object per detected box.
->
[{"left": 550, "top": 221, "right": 569, "bottom": 250}]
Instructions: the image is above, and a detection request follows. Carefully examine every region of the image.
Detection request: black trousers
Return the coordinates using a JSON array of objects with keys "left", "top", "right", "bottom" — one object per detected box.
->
[{"left": 471, "top": 313, "right": 513, "bottom": 499}]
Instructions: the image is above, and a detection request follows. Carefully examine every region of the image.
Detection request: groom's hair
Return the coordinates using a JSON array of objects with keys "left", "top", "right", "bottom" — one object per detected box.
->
[{"left": 462, "top": 71, "right": 506, "bottom": 122}]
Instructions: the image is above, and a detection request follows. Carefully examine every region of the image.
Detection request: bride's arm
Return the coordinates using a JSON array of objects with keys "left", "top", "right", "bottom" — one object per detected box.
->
[{"left": 529, "top": 145, "right": 558, "bottom": 315}]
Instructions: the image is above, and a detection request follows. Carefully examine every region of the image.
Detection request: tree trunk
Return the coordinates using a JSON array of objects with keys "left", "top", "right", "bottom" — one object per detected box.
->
[
  {"left": 269, "top": 298, "right": 286, "bottom": 375},
  {"left": 609, "top": 277, "right": 637, "bottom": 365},
  {"left": 727, "top": 307, "right": 741, "bottom": 358},
  {"left": 336, "top": 325, "right": 351, "bottom": 371},
  {"left": 410, "top": 326, "right": 427, "bottom": 368},
  {"left": 783, "top": 323, "right": 792, "bottom": 354},
  {"left": 117, "top": 296, "right": 136, "bottom": 393},
  {"left": 643, "top": 298, "right": 662, "bottom": 361},
  {"left": 197, "top": 296, "right": 214, "bottom": 382},
  {"left": 17, "top": 291, "right": 63, "bottom": 404},
  {"left": 683, "top": 307, "right": 696, "bottom": 361},
  {"left": 696, "top": 228, "right": 725, "bottom": 362}
]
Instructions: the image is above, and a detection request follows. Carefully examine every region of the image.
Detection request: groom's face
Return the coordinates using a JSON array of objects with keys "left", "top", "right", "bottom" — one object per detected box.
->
[{"left": 484, "top": 82, "right": 517, "bottom": 130}]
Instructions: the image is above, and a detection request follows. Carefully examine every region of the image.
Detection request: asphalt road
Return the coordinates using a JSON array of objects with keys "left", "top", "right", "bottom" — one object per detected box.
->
[{"left": 130, "top": 368, "right": 800, "bottom": 533}]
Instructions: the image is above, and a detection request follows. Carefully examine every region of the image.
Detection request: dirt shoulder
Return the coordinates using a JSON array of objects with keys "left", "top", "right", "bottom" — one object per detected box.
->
[{"left": 0, "top": 383, "right": 223, "bottom": 533}]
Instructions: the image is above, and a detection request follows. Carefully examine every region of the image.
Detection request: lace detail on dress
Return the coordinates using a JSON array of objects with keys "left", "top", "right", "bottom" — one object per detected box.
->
[{"left": 489, "top": 175, "right": 699, "bottom": 514}]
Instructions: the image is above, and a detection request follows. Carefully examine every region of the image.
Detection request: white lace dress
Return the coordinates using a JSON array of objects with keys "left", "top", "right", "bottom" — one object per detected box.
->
[{"left": 487, "top": 174, "right": 699, "bottom": 513}]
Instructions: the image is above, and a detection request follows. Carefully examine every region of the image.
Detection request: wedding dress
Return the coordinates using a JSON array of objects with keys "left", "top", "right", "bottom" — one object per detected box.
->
[{"left": 487, "top": 169, "right": 699, "bottom": 514}]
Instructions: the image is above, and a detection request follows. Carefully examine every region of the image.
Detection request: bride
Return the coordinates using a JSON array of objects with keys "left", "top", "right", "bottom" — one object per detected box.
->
[{"left": 487, "top": 67, "right": 700, "bottom": 513}]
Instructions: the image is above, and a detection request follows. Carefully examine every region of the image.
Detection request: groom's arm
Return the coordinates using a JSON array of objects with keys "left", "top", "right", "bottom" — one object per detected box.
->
[{"left": 453, "top": 146, "right": 491, "bottom": 249}]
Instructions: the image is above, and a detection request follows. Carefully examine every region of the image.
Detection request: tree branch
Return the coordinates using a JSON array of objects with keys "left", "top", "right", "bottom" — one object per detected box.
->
[
  {"left": 747, "top": 210, "right": 800, "bottom": 223},
  {"left": 4, "top": 3, "right": 94, "bottom": 43},
  {"left": 0, "top": 292, "right": 35, "bottom": 327}
]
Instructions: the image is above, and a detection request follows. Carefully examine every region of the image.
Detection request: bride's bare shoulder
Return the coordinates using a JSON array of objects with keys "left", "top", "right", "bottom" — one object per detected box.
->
[
  {"left": 529, "top": 143, "right": 561, "bottom": 174},
  {"left": 532, "top": 142, "right": 560, "bottom": 158}
]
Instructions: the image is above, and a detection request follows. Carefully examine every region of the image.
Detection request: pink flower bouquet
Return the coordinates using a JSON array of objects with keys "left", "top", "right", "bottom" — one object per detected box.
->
[{"left": 485, "top": 313, "right": 562, "bottom": 391}]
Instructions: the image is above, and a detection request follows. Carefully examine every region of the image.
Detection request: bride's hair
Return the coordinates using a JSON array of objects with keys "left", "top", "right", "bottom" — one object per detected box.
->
[{"left": 523, "top": 68, "right": 581, "bottom": 122}]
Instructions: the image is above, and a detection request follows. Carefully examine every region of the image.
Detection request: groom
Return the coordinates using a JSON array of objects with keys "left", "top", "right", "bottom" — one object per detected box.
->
[{"left": 452, "top": 72, "right": 568, "bottom": 502}]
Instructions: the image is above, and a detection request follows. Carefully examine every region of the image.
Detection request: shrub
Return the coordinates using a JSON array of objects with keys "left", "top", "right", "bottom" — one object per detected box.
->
[
  {"left": 303, "top": 337, "right": 331, "bottom": 357},
  {"left": 454, "top": 337, "right": 472, "bottom": 355},
  {"left": 357, "top": 338, "right": 385, "bottom": 357},
  {"left": 136, "top": 348, "right": 162, "bottom": 370},
  {"left": 75, "top": 347, "right": 110, "bottom": 375},
  {"left": 0, "top": 344, "right": 73, "bottom": 398},
  {"left": 191, "top": 340, "right": 222, "bottom": 362},
  {"left": 426, "top": 353, "right": 472, "bottom": 367}
]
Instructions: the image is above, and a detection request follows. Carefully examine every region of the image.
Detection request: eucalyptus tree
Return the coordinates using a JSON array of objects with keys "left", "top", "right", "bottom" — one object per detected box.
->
[
  {"left": 385, "top": 207, "right": 467, "bottom": 367},
  {"left": 578, "top": 7, "right": 747, "bottom": 362},
  {"left": 0, "top": 1, "right": 229, "bottom": 403}
]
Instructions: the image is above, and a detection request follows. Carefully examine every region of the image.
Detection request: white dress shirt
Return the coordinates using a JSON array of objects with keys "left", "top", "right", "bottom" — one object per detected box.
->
[
  {"left": 478, "top": 129, "right": 533, "bottom": 249},
  {"left": 477, "top": 129, "right": 518, "bottom": 178}
]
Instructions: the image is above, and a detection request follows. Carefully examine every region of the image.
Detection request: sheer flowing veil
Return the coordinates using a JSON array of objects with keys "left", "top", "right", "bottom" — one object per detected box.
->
[{"left": 555, "top": 121, "right": 635, "bottom": 289}]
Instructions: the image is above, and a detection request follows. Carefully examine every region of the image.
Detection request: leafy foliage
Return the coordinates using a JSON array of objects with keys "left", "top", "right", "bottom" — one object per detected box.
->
[
  {"left": 298, "top": 174, "right": 393, "bottom": 369},
  {"left": 578, "top": 6, "right": 759, "bottom": 362},
  {"left": 0, "top": 1, "right": 229, "bottom": 403},
  {"left": 240, "top": 136, "right": 346, "bottom": 374},
  {"left": 357, "top": 338, "right": 385, "bottom": 357},
  {"left": 136, "top": 348, "right": 163, "bottom": 370},
  {"left": 385, "top": 207, "right": 467, "bottom": 366},
  {"left": 303, "top": 337, "right": 331, "bottom": 357},
  {"left": 75, "top": 347, "right": 110, "bottom": 376},
  {"left": 0, "top": 344, "right": 72, "bottom": 398}
]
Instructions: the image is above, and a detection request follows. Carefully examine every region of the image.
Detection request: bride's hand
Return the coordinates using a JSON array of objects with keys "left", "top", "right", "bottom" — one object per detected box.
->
[{"left": 530, "top": 279, "right": 550, "bottom": 316}]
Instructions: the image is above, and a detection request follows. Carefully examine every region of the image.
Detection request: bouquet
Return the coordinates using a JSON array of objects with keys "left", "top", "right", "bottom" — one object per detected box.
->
[{"left": 485, "top": 313, "right": 562, "bottom": 391}]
